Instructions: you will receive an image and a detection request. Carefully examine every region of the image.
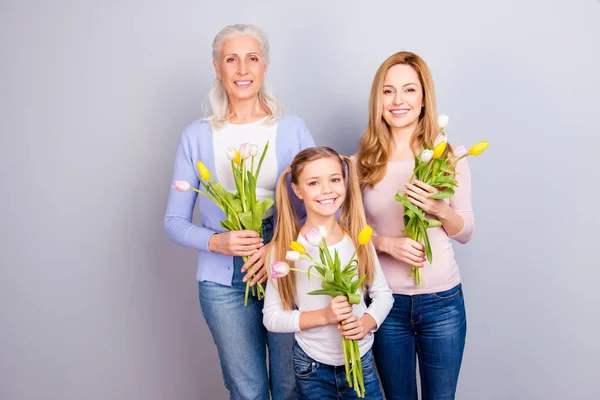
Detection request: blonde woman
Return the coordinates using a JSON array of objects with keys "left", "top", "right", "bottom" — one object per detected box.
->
[
  {"left": 356, "top": 52, "right": 474, "bottom": 400},
  {"left": 164, "top": 24, "right": 314, "bottom": 399}
]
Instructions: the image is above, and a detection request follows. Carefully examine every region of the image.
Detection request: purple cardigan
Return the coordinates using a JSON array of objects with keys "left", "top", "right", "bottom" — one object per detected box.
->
[{"left": 164, "top": 114, "right": 315, "bottom": 285}]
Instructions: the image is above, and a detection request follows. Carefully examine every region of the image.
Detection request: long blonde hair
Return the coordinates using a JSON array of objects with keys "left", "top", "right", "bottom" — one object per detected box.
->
[
  {"left": 357, "top": 51, "right": 446, "bottom": 189},
  {"left": 206, "top": 24, "right": 282, "bottom": 126},
  {"left": 267, "top": 147, "right": 376, "bottom": 310}
]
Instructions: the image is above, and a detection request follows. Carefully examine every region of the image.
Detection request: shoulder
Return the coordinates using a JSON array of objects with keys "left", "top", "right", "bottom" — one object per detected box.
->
[{"left": 180, "top": 119, "right": 212, "bottom": 141}]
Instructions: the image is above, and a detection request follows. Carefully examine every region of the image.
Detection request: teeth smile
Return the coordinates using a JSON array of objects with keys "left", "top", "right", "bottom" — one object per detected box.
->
[
  {"left": 318, "top": 199, "right": 336, "bottom": 205},
  {"left": 390, "top": 109, "right": 409, "bottom": 115},
  {"left": 235, "top": 80, "right": 252, "bottom": 86}
]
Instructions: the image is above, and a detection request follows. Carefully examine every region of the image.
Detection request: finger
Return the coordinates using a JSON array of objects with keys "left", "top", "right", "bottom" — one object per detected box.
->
[
  {"left": 336, "top": 305, "right": 353, "bottom": 315},
  {"left": 413, "top": 180, "right": 436, "bottom": 194},
  {"left": 407, "top": 238, "right": 425, "bottom": 251},
  {"left": 406, "top": 246, "right": 425, "bottom": 258},
  {"left": 338, "top": 311, "right": 354, "bottom": 321},
  {"left": 236, "top": 230, "right": 261, "bottom": 238},
  {"left": 235, "top": 237, "right": 264, "bottom": 246},
  {"left": 241, "top": 252, "right": 261, "bottom": 272},
  {"left": 406, "top": 182, "right": 429, "bottom": 197},
  {"left": 332, "top": 296, "right": 348, "bottom": 303},
  {"left": 236, "top": 249, "right": 260, "bottom": 257},
  {"left": 341, "top": 316, "right": 358, "bottom": 325},
  {"left": 250, "top": 267, "right": 267, "bottom": 286}
]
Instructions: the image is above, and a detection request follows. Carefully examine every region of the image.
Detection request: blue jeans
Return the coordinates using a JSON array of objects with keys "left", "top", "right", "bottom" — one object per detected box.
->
[
  {"left": 198, "top": 218, "right": 296, "bottom": 400},
  {"left": 373, "top": 283, "right": 467, "bottom": 400},
  {"left": 293, "top": 341, "right": 384, "bottom": 400}
]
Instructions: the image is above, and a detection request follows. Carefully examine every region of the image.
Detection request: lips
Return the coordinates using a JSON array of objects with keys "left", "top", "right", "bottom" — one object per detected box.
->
[
  {"left": 316, "top": 198, "right": 337, "bottom": 206},
  {"left": 234, "top": 80, "right": 253, "bottom": 88},
  {"left": 389, "top": 108, "right": 410, "bottom": 117}
]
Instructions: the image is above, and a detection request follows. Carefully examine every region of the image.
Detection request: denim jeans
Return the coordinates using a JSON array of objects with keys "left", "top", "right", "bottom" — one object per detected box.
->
[
  {"left": 373, "top": 283, "right": 467, "bottom": 400},
  {"left": 292, "top": 341, "right": 383, "bottom": 400},
  {"left": 198, "top": 218, "right": 296, "bottom": 400}
]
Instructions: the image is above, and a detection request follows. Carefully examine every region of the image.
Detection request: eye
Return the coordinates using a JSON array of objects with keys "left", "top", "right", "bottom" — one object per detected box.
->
[
  {"left": 383, "top": 89, "right": 394, "bottom": 95},
  {"left": 308, "top": 181, "right": 318, "bottom": 186},
  {"left": 405, "top": 87, "right": 416, "bottom": 93},
  {"left": 331, "top": 177, "right": 341, "bottom": 183},
  {"left": 250, "top": 56, "right": 259, "bottom": 62},
  {"left": 226, "top": 57, "right": 236, "bottom": 63}
]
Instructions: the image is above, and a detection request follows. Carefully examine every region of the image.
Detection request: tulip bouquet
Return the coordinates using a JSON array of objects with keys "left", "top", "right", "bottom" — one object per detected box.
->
[
  {"left": 172, "top": 142, "right": 274, "bottom": 306},
  {"left": 270, "top": 225, "right": 373, "bottom": 398},
  {"left": 395, "top": 115, "right": 488, "bottom": 285}
]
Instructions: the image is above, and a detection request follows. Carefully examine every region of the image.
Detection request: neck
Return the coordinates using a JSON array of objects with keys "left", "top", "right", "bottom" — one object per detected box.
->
[
  {"left": 228, "top": 95, "right": 267, "bottom": 124},
  {"left": 302, "top": 214, "right": 344, "bottom": 245},
  {"left": 390, "top": 121, "right": 418, "bottom": 155}
]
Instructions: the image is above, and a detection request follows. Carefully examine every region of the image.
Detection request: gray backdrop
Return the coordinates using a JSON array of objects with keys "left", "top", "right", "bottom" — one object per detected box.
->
[{"left": 1, "top": 0, "right": 598, "bottom": 399}]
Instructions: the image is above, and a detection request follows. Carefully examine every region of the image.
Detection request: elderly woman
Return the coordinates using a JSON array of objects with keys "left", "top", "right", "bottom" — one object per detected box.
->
[{"left": 164, "top": 24, "right": 314, "bottom": 400}]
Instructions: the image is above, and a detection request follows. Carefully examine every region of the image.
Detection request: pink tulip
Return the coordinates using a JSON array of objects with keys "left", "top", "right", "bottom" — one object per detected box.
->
[
  {"left": 305, "top": 228, "right": 323, "bottom": 247},
  {"left": 453, "top": 145, "right": 468, "bottom": 158},
  {"left": 172, "top": 181, "right": 191, "bottom": 192},
  {"left": 434, "top": 134, "right": 448, "bottom": 148},
  {"left": 239, "top": 143, "right": 251, "bottom": 159},
  {"left": 271, "top": 261, "right": 291, "bottom": 279}
]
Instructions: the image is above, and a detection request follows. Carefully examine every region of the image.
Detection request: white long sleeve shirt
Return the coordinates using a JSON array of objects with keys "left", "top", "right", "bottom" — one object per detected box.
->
[{"left": 263, "top": 234, "right": 393, "bottom": 366}]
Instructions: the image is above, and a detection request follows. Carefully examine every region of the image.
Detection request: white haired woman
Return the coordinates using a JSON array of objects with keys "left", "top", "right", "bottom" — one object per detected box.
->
[{"left": 164, "top": 24, "right": 314, "bottom": 399}]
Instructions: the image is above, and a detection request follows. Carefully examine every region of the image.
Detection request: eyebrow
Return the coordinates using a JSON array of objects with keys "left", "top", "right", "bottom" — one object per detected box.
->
[
  {"left": 305, "top": 173, "right": 343, "bottom": 181},
  {"left": 222, "top": 52, "right": 261, "bottom": 58},
  {"left": 383, "top": 83, "right": 418, "bottom": 88}
]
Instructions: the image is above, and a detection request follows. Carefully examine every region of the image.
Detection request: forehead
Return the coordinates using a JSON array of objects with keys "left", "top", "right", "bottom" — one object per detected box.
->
[
  {"left": 384, "top": 64, "right": 420, "bottom": 85},
  {"left": 299, "top": 157, "right": 343, "bottom": 178},
  {"left": 220, "top": 34, "right": 262, "bottom": 56}
]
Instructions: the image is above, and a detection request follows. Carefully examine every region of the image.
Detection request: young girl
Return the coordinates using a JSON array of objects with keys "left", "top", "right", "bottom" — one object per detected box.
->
[
  {"left": 356, "top": 51, "right": 474, "bottom": 399},
  {"left": 262, "top": 146, "right": 393, "bottom": 400}
]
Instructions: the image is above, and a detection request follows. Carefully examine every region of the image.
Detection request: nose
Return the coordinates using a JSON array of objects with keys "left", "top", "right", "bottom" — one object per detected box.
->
[
  {"left": 321, "top": 181, "right": 333, "bottom": 194},
  {"left": 238, "top": 59, "right": 248, "bottom": 75},
  {"left": 393, "top": 91, "right": 403, "bottom": 105}
]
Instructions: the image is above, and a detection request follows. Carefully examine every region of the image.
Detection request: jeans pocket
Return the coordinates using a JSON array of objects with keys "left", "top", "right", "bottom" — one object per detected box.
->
[
  {"left": 431, "top": 284, "right": 462, "bottom": 300},
  {"left": 293, "top": 357, "right": 316, "bottom": 379}
]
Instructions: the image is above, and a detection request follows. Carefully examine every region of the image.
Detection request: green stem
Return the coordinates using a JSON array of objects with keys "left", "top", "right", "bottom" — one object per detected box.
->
[
  {"left": 241, "top": 159, "right": 247, "bottom": 212},
  {"left": 289, "top": 268, "right": 325, "bottom": 281}
]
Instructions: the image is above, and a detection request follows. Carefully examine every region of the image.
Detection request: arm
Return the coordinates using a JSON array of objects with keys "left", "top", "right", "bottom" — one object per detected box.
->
[
  {"left": 263, "top": 279, "right": 353, "bottom": 333},
  {"left": 404, "top": 158, "right": 475, "bottom": 243},
  {"left": 163, "top": 126, "right": 216, "bottom": 252},
  {"left": 445, "top": 158, "right": 475, "bottom": 243}
]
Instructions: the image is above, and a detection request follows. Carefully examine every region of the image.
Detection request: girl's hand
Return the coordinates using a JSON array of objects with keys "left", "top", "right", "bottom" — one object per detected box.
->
[
  {"left": 404, "top": 180, "right": 449, "bottom": 217},
  {"left": 325, "top": 296, "right": 353, "bottom": 325},
  {"left": 241, "top": 245, "right": 268, "bottom": 286},
  {"left": 380, "top": 236, "right": 426, "bottom": 267},
  {"left": 338, "top": 315, "right": 366, "bottom": 340},
  {"left": 208, "top": 230, "right": 263, "bottom": 256}
]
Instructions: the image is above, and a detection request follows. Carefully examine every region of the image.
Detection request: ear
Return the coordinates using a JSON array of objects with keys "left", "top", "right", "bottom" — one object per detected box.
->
[
  {"left": 213, "top": 59, "right": 221, "bottom": 80},
  {"left": 291, "top": 183, "right": 303, "bottom": 200}
]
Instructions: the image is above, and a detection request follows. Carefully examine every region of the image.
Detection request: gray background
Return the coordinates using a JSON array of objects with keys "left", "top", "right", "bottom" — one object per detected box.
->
[{"left": 1, "top": 0, "right": 598, "bottom": 399}]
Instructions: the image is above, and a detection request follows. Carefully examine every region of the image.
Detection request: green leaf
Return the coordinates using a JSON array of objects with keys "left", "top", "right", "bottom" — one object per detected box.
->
[
  {"left": 314, "top": 266, "right": 325, "bottom": 277},
  {"left": 438, "top": 162, "right": 457, "bottom": 175},
  {"left": 420, "top": 223, "right": 433, "bottom": 263},
  {"left": 255, "top": 141, "right": 269, "bottom": 179},
  {"left": 350, "top": 275, "right": 366, "bottom": 294},
  {"left": 220, "top": 220, "right": 237, "bottom": 231},
  {"left": 252, "top": 200, "right": 263, "bottom": 231},
  {"left": 427, "top": 219, "right": 442, "bottom": 228},
  {"left": 261, "top": 197, "right": 275, "bottom": 214},
  {"left": 307, "top": 289, "right": 345, "bottom": 298},
  {"left": 428, "top": 188, "right": 455, "bottom": 200},
  {"left": 239, "top": 211, "right": 253, "bottom": 230}
]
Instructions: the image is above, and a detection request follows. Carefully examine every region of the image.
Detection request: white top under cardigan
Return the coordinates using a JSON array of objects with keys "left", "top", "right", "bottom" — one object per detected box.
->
[
  {"left": 212, "top": 117, "right": 278, "bottom": 218},
  {"left": 263, "top": 234, "right": 393, "bottom": 366}
]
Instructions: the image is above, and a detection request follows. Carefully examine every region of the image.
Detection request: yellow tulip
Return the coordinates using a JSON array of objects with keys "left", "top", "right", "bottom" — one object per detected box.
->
[
  {"left": 358, "top": 225, "right": 373, "bottom": 245},
  {"left": 233, "top": 150, "right": 241, "bottom": 164},
  {"left": 432, "top": 140, "right": 447, "bottom": 159},
  {"left": 290, "top": 241, "right": 307, "bottom": 254},
  {"left": 469, "top": 141, "right": 489, "bottom": 156},
  {"left": 197, "top": 161, "right": 211, "bottom": 181}
]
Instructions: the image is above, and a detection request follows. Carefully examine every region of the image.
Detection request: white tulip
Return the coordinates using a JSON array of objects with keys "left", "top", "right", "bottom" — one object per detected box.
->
[
  {"left": 438, "top": 114, "right": 449, "bottom": 129},
  {"left": 420, "top": 149, "right": 434, "bottom": 163},
  {"left": 285, "top": 251, "right": 301, "bottom": 262}
]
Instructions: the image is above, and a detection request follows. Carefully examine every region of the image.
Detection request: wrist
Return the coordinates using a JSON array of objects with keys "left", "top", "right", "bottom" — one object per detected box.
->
[{"left": 208, "top": 233, "right": 218, "bottom": 252}]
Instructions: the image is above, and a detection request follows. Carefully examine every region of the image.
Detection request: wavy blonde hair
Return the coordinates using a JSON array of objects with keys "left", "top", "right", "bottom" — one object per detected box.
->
[
  {"left": 206, "top": 24, "right": 282, "bottom": 126},
  {"left": 357, "top": 51, "right": 450, "bottom": 189},
  {"left": 267, "top": 147, "right": 375, "bottom": 310}
]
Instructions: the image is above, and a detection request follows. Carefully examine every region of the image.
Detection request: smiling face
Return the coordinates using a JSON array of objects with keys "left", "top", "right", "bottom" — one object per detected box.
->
[
  {"left": 292, "top": 156, "right": 346, "bottom": 220},
  {"left": 381, "top": 63, "right": 424, "bottom": 132},
  {"left": 213, "top": 34, "right": 267, "bottom": 103}
]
